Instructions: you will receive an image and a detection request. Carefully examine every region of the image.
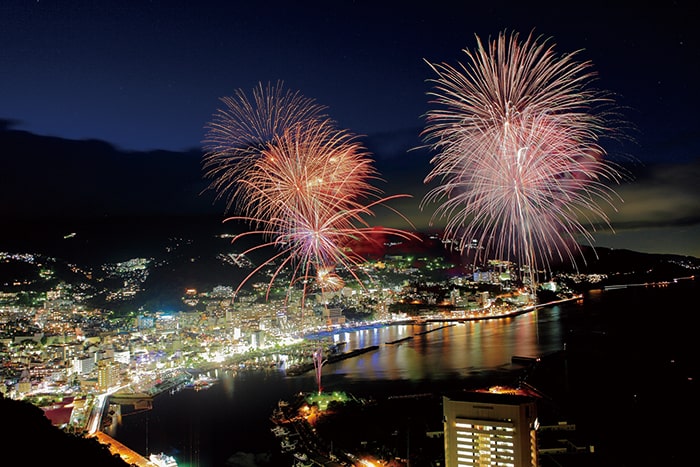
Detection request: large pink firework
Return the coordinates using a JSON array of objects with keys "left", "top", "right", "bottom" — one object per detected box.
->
[
  {"left": 203, "top": 83, "right": 417, "bottom": 307},
  {"left": 421, "top": 31, "right": 624, "bottom": 287}
]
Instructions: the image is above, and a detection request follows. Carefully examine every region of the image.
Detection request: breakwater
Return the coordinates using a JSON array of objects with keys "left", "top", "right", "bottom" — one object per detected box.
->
[
  {"left": 384, "top": 324, "right": 456, "bottom": 345},
  {"left": 285, "top": 345, "right": 379, "bottom": 376},
  {"left": 420, "top": 295, "right": 582, "bottom": 323}
]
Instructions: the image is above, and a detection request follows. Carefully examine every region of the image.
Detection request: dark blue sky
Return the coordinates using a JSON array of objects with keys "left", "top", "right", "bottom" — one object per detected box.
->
[
  {"left": 2, "top": 0, "right": 699, "bottom": 257},
  {"left": 2, "top": 0, "right": 695, "bottom": 158}
]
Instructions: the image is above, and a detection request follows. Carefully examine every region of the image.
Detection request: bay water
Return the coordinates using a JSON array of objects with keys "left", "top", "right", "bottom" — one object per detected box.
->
[{"left": 109, "top": 279, "right": 697, "bottom": 466}]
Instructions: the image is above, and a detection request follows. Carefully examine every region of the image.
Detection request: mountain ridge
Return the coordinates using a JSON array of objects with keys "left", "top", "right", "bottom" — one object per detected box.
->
[{"left": 1, "top": 215, "right": 698, "bottom": 317}]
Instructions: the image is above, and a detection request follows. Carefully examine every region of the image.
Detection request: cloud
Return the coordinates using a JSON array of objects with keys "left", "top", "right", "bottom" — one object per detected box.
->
[
  {"left": 608, "top": 159, "right": 700, "bottom": 229},
  {"left": 592, "top": 158, "right": 700, "bottom": 257}
]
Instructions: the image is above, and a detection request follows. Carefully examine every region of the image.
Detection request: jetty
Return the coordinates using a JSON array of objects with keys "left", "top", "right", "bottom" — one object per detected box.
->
[
  {"left": 285, "top": 345, "right": 379, "bottom": 376},
  {"left": 91, "top": 431, "right": 158, "bottom": 466},
  {"left": 385, "top": 336, "right": 412, "bottom": 345}
]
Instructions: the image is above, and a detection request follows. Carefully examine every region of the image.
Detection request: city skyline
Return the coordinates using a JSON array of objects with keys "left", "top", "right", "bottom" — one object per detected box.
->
[{"left": 2, "top": 1, "right": 699, "bottom": 259}]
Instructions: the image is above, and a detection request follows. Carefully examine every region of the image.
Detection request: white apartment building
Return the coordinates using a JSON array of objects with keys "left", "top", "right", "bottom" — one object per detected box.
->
[{"left": 443, "top": 390, "right": 539, "bottom": 467}]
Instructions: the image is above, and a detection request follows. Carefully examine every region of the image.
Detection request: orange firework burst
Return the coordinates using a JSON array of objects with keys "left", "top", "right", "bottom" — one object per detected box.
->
[
  {"left": 240, "top": 121, "right": 383, "bottom": 229},
  {"left": 203, "top": 82, "right": 418, "bottom": 306},
  {"left": 202, "top": 80, "right": 328, "bottom": 216}
]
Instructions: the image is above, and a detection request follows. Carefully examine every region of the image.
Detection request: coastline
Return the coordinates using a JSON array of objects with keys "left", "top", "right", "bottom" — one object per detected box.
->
[
  {"left": 284, "top": 295, "right": 581, "bottom": 377},
  {"left": 104, "top": 280, "right": 698, "bottom": 466},
  {"left": 93, "top": 294, "right": 584, "bottom": 462}
]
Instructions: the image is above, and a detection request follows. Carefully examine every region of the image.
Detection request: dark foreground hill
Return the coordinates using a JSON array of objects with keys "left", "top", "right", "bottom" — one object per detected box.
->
[{"left": 0, "top": 396, "right": 130, "bottom": 466}]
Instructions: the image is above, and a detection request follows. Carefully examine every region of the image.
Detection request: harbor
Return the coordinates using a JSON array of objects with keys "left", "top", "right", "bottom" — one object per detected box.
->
[{"left": 98, "top": 282, "right": 697, "bottom": 466}]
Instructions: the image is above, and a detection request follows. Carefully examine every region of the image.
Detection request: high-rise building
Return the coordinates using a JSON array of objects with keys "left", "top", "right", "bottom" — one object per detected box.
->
[
  {"left": 323, "top": 307, "right": 345, "bottom": 326},
  {"left": 97, "top": 360, "right": 120, "bottom": 391},
  {"left": 443, "top": 389, "right": 539, "bottom": 467}
]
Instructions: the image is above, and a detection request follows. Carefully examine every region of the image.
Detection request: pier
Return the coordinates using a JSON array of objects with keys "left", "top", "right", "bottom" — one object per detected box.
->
[
  {"left": 90, "top": 431, "right": 157, "bottom": 467},
  {"left": 285, "top": 345, "right": 379, "bottom": 376}
]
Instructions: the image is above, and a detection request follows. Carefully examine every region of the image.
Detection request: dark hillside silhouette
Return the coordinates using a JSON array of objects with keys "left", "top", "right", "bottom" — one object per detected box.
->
[{"left": 0, "top": 395, "right": 130, "bottom": 466}]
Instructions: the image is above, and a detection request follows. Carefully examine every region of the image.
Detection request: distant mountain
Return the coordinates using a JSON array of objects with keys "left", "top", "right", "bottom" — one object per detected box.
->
[
  {"left": 574, "top": 244, "right": 699, "bottom": 278},
  {"left": 1, "top": 121, "right": 220, "bottom": 220},
  {"left": 1, "top": 215, "right": 251, "bottom": 313},
  {"left": 2, "top": 123, "right": 698, "bottom": 310},
  {"left": 1, "top": 215, "right": 698, "bottom": 316}
]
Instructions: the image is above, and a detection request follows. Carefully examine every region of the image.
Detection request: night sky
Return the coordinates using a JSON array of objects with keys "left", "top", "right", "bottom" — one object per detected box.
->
[{"left": 2, "top": 1, "right": 699, "bottom": 258}]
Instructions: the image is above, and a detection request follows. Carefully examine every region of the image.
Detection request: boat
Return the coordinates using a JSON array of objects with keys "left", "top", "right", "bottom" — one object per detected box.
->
[
  {"left": 293, "top": 452, "right": 308, "bottom": 462},
  {"left": 511, "top": 355, "right": 540, "bottom": 365},
  {"left": 191, "top": 374, "right": 217, "bottom": 391},
  {"left": 149, "top": 452, "right": 178, "bottom": 467}
]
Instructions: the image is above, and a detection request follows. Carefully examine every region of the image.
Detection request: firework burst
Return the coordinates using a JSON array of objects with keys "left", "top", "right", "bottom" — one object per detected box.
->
[
  {"left": 202, "top": 80, "right": 328, "bottom": 216},
  {"left": 421, "top": 31, "right": 625, "bottom": 288},
  {"left": 239, "top": 121, "right": 383, "bottom": 228},
  {"left": 203, "top": 82, "right": 417, "bottom": 308}
]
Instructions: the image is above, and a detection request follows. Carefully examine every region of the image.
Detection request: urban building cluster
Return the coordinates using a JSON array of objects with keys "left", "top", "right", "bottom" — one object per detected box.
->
[
  {"left": 0, "top": 246, "right": 588, "bottom": 430},
  {"left": 270, "top": 376, "right": 595, "bottom": 467}
]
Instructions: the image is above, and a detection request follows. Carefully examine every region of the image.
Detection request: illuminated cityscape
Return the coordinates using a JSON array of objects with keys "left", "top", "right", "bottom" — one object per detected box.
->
[
  {"left": 0, "top": 236, "right": 572, "bottom": 400},
  {"left": 1, "top": 232, "right": 697, "bottom": 465},
  {"left": 1, "top": 4, "right": 697, "bottom": 465}
]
